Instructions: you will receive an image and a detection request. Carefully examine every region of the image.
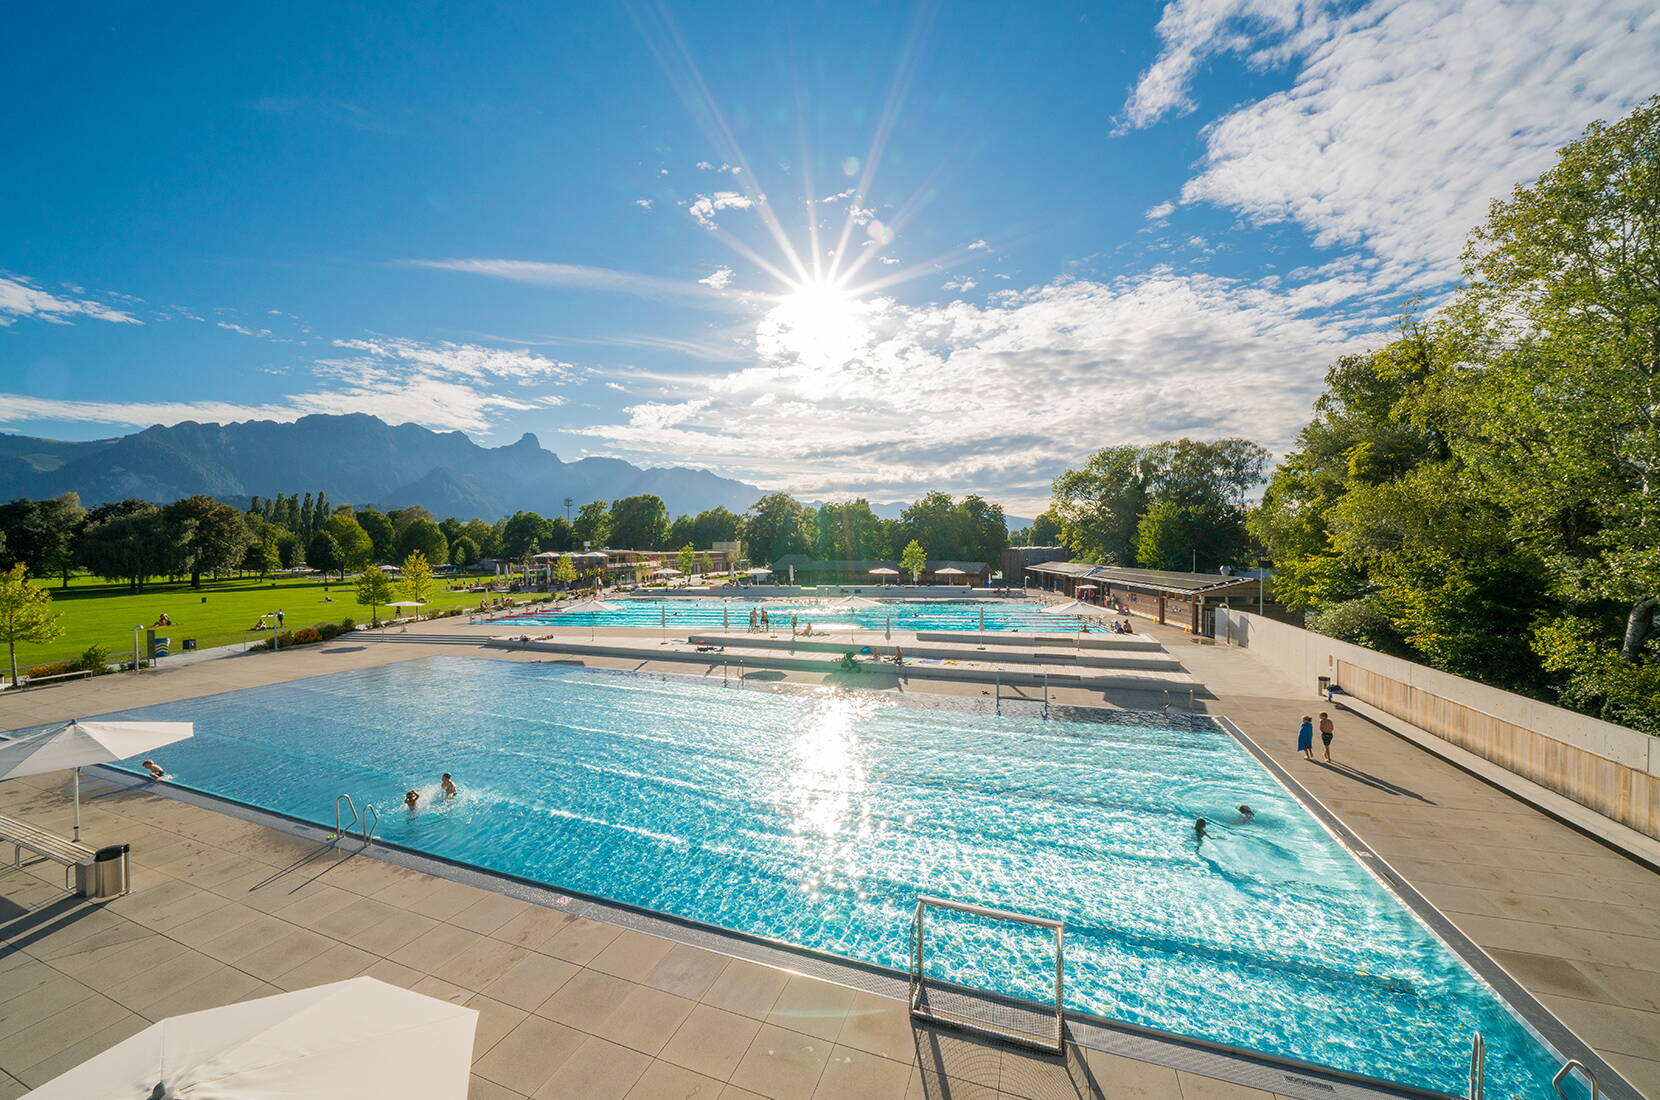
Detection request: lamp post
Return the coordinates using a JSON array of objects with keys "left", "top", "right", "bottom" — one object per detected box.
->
[{"left": 132, "top": 624, "right": 142, "bottom": 674}]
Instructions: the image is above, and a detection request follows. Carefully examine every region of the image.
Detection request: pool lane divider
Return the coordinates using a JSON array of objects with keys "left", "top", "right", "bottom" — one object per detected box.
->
[
  {"left": 62, "top": 666, "right": 1611, "bottom": 1100},
  {"left": 1214, "top": 715, "right": 1642, "bottom": 1100}
]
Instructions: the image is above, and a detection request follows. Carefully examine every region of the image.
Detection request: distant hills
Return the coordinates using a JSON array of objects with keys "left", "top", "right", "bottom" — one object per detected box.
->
[{"left": 0, "top": 414, "right": 769, "bottom": 521}]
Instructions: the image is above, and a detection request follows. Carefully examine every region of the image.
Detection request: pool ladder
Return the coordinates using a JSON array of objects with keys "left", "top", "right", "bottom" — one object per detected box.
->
[
  {"left": 331, "top": 794, "right": 379, "bottom": 845},
  {"left": 1468, "top": 1034, "right": 1604, "bottom": 1100}
]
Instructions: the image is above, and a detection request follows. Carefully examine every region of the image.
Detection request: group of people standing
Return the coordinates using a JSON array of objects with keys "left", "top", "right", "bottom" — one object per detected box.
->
[{"left": 1296, "top": 712, "right": 1337, "bottom": 761}]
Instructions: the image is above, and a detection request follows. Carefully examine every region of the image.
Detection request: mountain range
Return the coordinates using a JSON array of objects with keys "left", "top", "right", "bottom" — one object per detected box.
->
[{"left": 0, "top": 414, "right": 771, "bottom": 520}]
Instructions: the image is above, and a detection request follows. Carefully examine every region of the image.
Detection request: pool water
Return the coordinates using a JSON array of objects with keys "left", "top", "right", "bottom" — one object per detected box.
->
[
  {"left": 83, "top": 657, "right": 1567, "bottom": 1096},
  {"left": 494, "top": 597, "right": 1090, "bottom": 633}
]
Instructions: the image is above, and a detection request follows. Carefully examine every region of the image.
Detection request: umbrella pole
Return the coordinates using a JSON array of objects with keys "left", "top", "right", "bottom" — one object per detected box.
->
[{"left": 73, "top": 767, "right": 81, "bottom": 841}]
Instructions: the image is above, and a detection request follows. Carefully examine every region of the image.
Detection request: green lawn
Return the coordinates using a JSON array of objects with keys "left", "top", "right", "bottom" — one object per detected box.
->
[{"left": 13, "top": 572, "right": 531, "bottom": 669}]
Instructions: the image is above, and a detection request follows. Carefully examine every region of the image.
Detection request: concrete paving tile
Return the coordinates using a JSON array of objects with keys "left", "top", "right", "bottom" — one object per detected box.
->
[
  {"left": 0, "top": 992, "right": 133, "bottom": 1073},
  {"left": 357, "top": 956, "right": 428, "bottom": 990},
  {"left": 701, "top": 959, "right": 790, "bottom": 1020},
  {"left": 530, "top": 1035, "right": 652, "bottom": 1099},
  {"left": 729, "top": 1022, "right": 833, "bottom": 1100},
  {"left": 644, "top": 943, "right": 732, "bottom": 1000},
  {"left": 905, "top": 1069, "right": 1000, "bottom": 1100},
  {"left": 767, "top": 974, "right": 857, "bottom": 1042},
  {"left": 166, "top": 901, "right": 264, "bottom": 949},
  {"left": 232, "top": 925, "right": 338, "bottom": 981},
  {"left": 591, "top": 928, "right": 679, "bottom": 983},
  {"left": 590, "top": 984, "right": 698, "bottom": 1057},
  {"left": 413, "top": 974, "right": 474, "bottom": 1005},
  {"left": 105, "top": 876, "right": 227, "bottom": 932},
  {"left": 1601, "top": 1053, "right": 1660, "bottom": 1100},
  {"left": 463, "top": 993, "right": 529, "bottom": 1060},
  {"left": 51, "top": 929, "right": 196, "bottom": 989},
  {"left": 435, "top": 935, "right": 534, "bottom": 993},
  {"left": 387, "top": 920, "right": 485, "bottom": 972},
  {"left": 660, "top": 1003, "right": 763, "bottom": 1080},
  {"left": 271, "top": 940, "right": 380, "bottom": 991},
  {"left": 1537, "top": 995, "right": 1660, "bottom": 1061},
  {"left": 996, "top": 1046, "right": 1098, "bottom": 1100},
  {"left": 716, "top": 1087, "right": 770, "bottom": 1100},
  {"left": 0, "top": 973, "right": 99, "bottom": 1042},
  {"left": 0, "top": 1069, "right": 24, "bottom": 1100},
  {"left": 815, "top": 1044, "right": 913, "bottom": 1099},
  {"left": 1176, "top": 1069, "right": 1280, "bottom": 1098},
  {"left": 543, "top": 915, "right": 624, "bottom": 965},
  {"left": 624, "top": 1060, "right": 725, "bottom": 1100},
  {"left": 490, "top": 903, "right": 577, "bottom": 951},
  {"left": 1079, "top": 1048, "right": 1182, "bottom": 1099},
  {"left": 12, "top": 1011, "right": 150, "bottom": 1090},
  {"left": 911, "top": 1029, "right": 1003, "bottom": 1089},
  {"left": 139, "top": 966, "right": 278, "bottom": 1019},
  {"left": 452, "top": 892, "right": 534, "bottom": 936},
  {"left": 480, "top": 950, "right": 580, "bottom": 1011},
  {"left": 835, "top": 990, "right": 917, "bottom": 1064},
  {"left": 100, "top": 944, "right": 228, "bottom": 1012},
  {"left": 195, "top": 911, "right": 299, "bottom": 964},
  {"left": 538, "top": 967, "right": 637, "bottom": 1031},
  {"left": 469, "top": 1074, "right": 528, "bottom": 1100},
  {"left": 472, "top": 1014, "right": 587, "bottom": 1095}
]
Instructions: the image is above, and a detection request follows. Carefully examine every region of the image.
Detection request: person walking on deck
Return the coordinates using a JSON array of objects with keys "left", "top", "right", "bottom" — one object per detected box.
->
[
  {"left": 1296, "top": 716, "right": 1315, "bottom": 761},
  {"left": 1318, "top": 712, "right": 1336, "bottom": 762}
]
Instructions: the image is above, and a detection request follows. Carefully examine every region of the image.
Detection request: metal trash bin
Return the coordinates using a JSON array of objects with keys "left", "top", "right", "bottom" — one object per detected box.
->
[
  {"left": 77, "top": 844, "right": 130, "bottom": 900},
  {"left": 182, "top": 637, "right": 198, "bottom": 651},
  {"left": 1317, "top": 674, "right": 1331, "bottom": 698}
]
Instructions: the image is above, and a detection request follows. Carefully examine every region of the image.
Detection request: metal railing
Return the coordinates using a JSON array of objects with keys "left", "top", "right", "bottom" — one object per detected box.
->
[
  {"left": 361, "top": 803, "right": 380, "bottom": 844},
  {"left": 909, "top": 895, "right": 1065, "bottom": 1054},
  {"left": 330, "top": 795, "right": 360, "bottom": 841},
  {"left": 1552, "top": 1060, "right": 1600, "bottom": 1099},
  {"left": 1468, "top": 1033, "right": 1484, "bottom": 1098}
]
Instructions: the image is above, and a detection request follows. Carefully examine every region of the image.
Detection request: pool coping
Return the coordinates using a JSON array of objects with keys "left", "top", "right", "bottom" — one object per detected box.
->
[{"left": 71, "top": 658, "right": 1633, "bottom": 1100}]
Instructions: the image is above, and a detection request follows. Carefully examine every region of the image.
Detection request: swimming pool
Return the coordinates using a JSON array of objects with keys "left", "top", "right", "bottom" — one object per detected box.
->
[
  {"left": 78, "top": 657, "right": 1571, "bottom": 1096},
  {"left": 494, "top": 597, "right": 1091, "bottom": 633}
]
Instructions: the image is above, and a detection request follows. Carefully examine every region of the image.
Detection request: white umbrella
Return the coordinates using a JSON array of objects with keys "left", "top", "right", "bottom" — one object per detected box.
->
[
  {"left": 1043, "top": 600, "right": 1093, "bottom": 614},
  {"left": 935, "top": 567, "right": 966, "bottom": 586},
  {"left": 744, "top": 567, "right": 773, "bottom": 575},
  {"left": 28, "top": 977, "right": 476, "bottom": 1099},
  {"left": 652, "top": 567, "right": 682, "bottom": 576},
  {"left": 0, "top": 720, "right": 193, "bottom": 841}
]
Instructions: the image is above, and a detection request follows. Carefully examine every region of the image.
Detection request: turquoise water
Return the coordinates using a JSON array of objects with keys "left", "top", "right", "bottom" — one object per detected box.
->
[
  {"left": 494, "top": 597, "right": 1090, "bottom": 633},
  {"left": 78, "top": 657, "right": 1567, "bottom": 1096}
]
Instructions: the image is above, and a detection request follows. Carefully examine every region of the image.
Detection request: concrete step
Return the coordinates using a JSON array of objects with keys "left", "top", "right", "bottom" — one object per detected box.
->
[
  {"left": 915, "top": 630, "right": 1164, "bottom": 652},
  {"left": 684, "top": 633, "right": 1184, "bottom": 672}
]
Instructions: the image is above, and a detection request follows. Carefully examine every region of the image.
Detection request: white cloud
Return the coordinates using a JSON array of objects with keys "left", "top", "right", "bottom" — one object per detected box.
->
[
  {"left": 328, "top": 337, "right": 576, "bottom": 385},
  {"left": 697, "top": 161, "right": 742, "bottom": 175},
  {"left": 942, "top": 276, "right": 977, "bottom": 292},
  {"left": 684, "top": 190, "right": 754, "bottom": 229},
  {"left": 1145, "top": 201, "right": 1176, "bottom": 221},
  {"left": 967, "top": 239, "right": 989, "bottom": 251},
  {"left": 634, "top": 198, "right": 654, "bottom": 210},
  {"left": 217, "top": 321, "right": 273, "bottom": 338},
  {"left": 408, "top": 257, "right": 742, "bottom": 309},
  {"left": 698, "top": 266, "right": 735, "bottom": 290},
  {"left": 1151, "top": 0, "right": 1660, "bottom": 280},
  {"left": 0, "top": 273, "right": 142, "bottom": 327},
  {"left": 576, "top": 267, "right": 1385, "bottom": 511},
  {"left": 879, "top": 256, "right": 901, "bottom": 265},
  {"left": 819, "top": 188, "right": 857, "bottom": 204}
]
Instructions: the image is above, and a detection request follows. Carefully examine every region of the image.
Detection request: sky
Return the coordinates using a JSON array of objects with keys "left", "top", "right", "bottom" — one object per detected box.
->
[{"left": 3, "top": 1, "right": 1657, "bottom": 515}]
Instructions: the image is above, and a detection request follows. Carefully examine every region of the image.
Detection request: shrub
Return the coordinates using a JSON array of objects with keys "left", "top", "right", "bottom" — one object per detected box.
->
[
  {"left": 79, "top": 645, "right": 110, "bottom": 674},
  {"left": 339, "top": 618, "right": 356, "bottom": 633},
  {"left": 23, "top": 661, "right": 76, "bottom": 679},
  {"left": 292, "top": 627, "right": 323, "bottom": 645},
  {"left": 317, "top": 622, "right": 342, "bottom": 641}
]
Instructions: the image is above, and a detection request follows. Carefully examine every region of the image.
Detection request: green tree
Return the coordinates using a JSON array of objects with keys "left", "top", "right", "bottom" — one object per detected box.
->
[
  {"left": 355, "top": 565, "right": 394, "bottom": 625},
  {"left": 677, "top": 543, "right": 696, "bottom": 575},
  {"left": 900, "top": 539, "right": 927, "bottom": 583},
  {"left": 396, "top": 517, "right": 449, "bottom": 566},
  {"left": 462, "top": 518, "right": 498, "bottom": 558},
  {"left": 387, "top": 505, "right": 435, "bottom": 536},
  {"left": 77, "top": 501, "right": 170, "bottom": 591},
  {"left": 1027, "top": 512, "right": 1061, "bottom": 545},
  {"left": 545, "top": 515, "right": 577, "bottom": 552},
  {"left": 609, "top": 495, "right": 671, "bottom": 550},
  {"left": 552, "top": 555, "right": 578, "bottom": 590},
  {"left": 449, "top": 535, "right": 480, "bottom": 568},
  {"left": 0, "top": 494, "right": 86, "bottom": 588},
  {"left": 164, "top": 495, "right": 254, "bottom": 588},
  {"left": 573, "top": 501, "right": 613, "bottom": 548},
  {"left": 400, "top": 550, "right": 434, "bottom": 605},
  {"left": 306, "top": 530, "right": 343, "bottom": 578},
  {"left": 813, "top": 500, "right": 885, "bottom": 560},
  {"left": 319, "top": 513, "right": 373, "bottom": 576},
  {"left": 499, "top": 511, "right": 552, "bottom": 558},
  {"left": 244, "top": 536, "right": 279, "bottom": 580},
  {"left": 1050, "top": 447, "right": 1150, "bottom": 565},
  {"left": 0, "top": 564, "right": 63, "bottom": 685},
  {"left": 356, "top": 509, "right": 396, "bottom": 562},
  {"left": 690, "top": 506, "right": 741, "bottom": 547},
  {"left": 740, "top": 494, "right": 810, "bottom": 563}
]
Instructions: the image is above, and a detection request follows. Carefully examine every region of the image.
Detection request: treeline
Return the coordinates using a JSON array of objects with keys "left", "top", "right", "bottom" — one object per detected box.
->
[{"left": 1038, "top": 98, "right": 1660, "bottom": 732}]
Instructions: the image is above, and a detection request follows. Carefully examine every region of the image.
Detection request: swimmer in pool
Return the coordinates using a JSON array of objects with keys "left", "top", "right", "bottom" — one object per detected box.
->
[
  {"left": 142, "top": 759, "right": 165, "bottom": 780},
  {"left": 440, "top": 773, "right": 457, "bottom": 799},
  {"left": 404, "top": 790, "right": 420, "bottom": 810},
  {"left": 1237, "top": 804, "right": 1256, "bottom": 823},
  {"left": 1194, "top": 817, "right": 1208, "bottom": 847}
]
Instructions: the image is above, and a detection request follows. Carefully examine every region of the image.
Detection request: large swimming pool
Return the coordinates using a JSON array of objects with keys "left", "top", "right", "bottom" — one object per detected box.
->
[
  {"left": 494, "top": 597, "right": 1091, "bottom": 633},
  {"left": 79, "top": 657, "right": 1569, "bottom": 1096}
]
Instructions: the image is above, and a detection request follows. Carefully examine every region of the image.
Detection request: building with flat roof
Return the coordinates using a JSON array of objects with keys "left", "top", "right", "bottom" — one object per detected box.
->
[{"left": 1025, "top": 560, "right": 1260, "bottom": 633}]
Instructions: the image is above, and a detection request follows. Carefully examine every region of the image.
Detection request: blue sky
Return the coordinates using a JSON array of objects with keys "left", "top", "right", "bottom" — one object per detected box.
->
[{"left": 3, "top": 0, "right": 1656, "bottom": 513}]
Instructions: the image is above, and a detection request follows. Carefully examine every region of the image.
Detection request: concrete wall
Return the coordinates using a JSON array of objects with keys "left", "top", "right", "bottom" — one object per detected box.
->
[{"left": 1215, "top": 609, "right": 1660, "bottom": 839}]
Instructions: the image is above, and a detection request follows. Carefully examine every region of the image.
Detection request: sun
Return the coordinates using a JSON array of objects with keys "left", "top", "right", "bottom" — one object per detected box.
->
[{"left": 760, "top": 278, "right": 874, "bottom": 378}]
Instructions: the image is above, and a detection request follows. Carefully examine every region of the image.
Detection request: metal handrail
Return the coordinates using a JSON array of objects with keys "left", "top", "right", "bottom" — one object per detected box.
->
[
  {"left": 1043, "top": 672, "right": 1050, "bottom": 720},
  {"left": 1552, "top": 1060, "right": 1600, "bottom": 1099},
  {"left": 1468, "top": 1033, "right": 1484, "bottom": 1099},
  {"left": 360, "top": 803, "right": 379, "bottom": 844},
  {"left": 910, "top": 895, "right": 1064, "bottom": 1054},
  {"left": 331, "top": 795, "right": 359, "bottom": 841}
]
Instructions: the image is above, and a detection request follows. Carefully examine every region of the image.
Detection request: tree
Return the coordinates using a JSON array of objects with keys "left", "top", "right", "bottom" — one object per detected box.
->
[
  {"left": 499, "top": 511, "right": 552, "bottom": 558},
  {"left": 0, "top": 494, "right": 86, "bottom": 588},
  {"left": 388, "top": 505, "right": 435, "bottom": 536},
  {"left": 677, "top": 543, "right": 696, "bottom": 575},
  {"left": 552, "top": 555, "right": 577, "bottom": 590},
  {"left": 306, "top": 530, "right": 343, "bottom": 578},
  {"left": 609, "top": 495, "right": 670, "bottom": 550},
  {"left": 77, "top": 501, "right": 170, "bottom": 591},
  {"left": 462, "top": 518, "right": 498, "bottom": 558},
  {"left": 741, "top": 494, "right": 810, "bottom": 563},
  {"left": 900, "top": 539, "right": 927, "bottom": 583},
  {"left": 573, "top": 501, "right": 612, "bottom": 548},
  {"left": 813, "top": 500, "right": 885, "bottom": 560},
  {"left": 0, "top": 564, "right": 63, "bottom": 686},
  {"left": 545, "top": 515, "right": 576, "bottom": 552},
  {"left": 164, "top": 495, "right": 253, "bottom": 588},
  {"left": 356, "top": 509, "right": 396, "bottom": 562},
  {"left": 450, "top": 535, "right": 479, "bottom": 568},
  {"left": 1028, "top": 512, "right": 1061, "bottom": 545},
  {"left": 319, "top": 513, "right": 373, "bottom": 576},
  {"left": 1050, "top": 447, "right": 1150, "bottom": 565},
  {"left": 396, "top": 517, "right": 449, "bottom": 566},
  {"left": 691, "top": 506, "right": 741, "bottom": 547},
  {"left": 244, "top": 537, "right": 279, "bottom": 580},
  {"left": 401, "top": 551, "right": 434, "bottom": 605},
  {"left": 356, "top": 565, "right": 394, "bottom": 625}
]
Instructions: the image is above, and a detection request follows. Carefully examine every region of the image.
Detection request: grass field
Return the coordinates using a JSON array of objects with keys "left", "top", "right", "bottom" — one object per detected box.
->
[{"left": 12, "top": 572, "right": 539, "bottom": 669}]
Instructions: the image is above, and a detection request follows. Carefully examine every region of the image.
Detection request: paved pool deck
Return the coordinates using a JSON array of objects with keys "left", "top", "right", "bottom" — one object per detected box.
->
[{"left": 1, "top": 619, "right": 1655, "bottom": 1099}]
